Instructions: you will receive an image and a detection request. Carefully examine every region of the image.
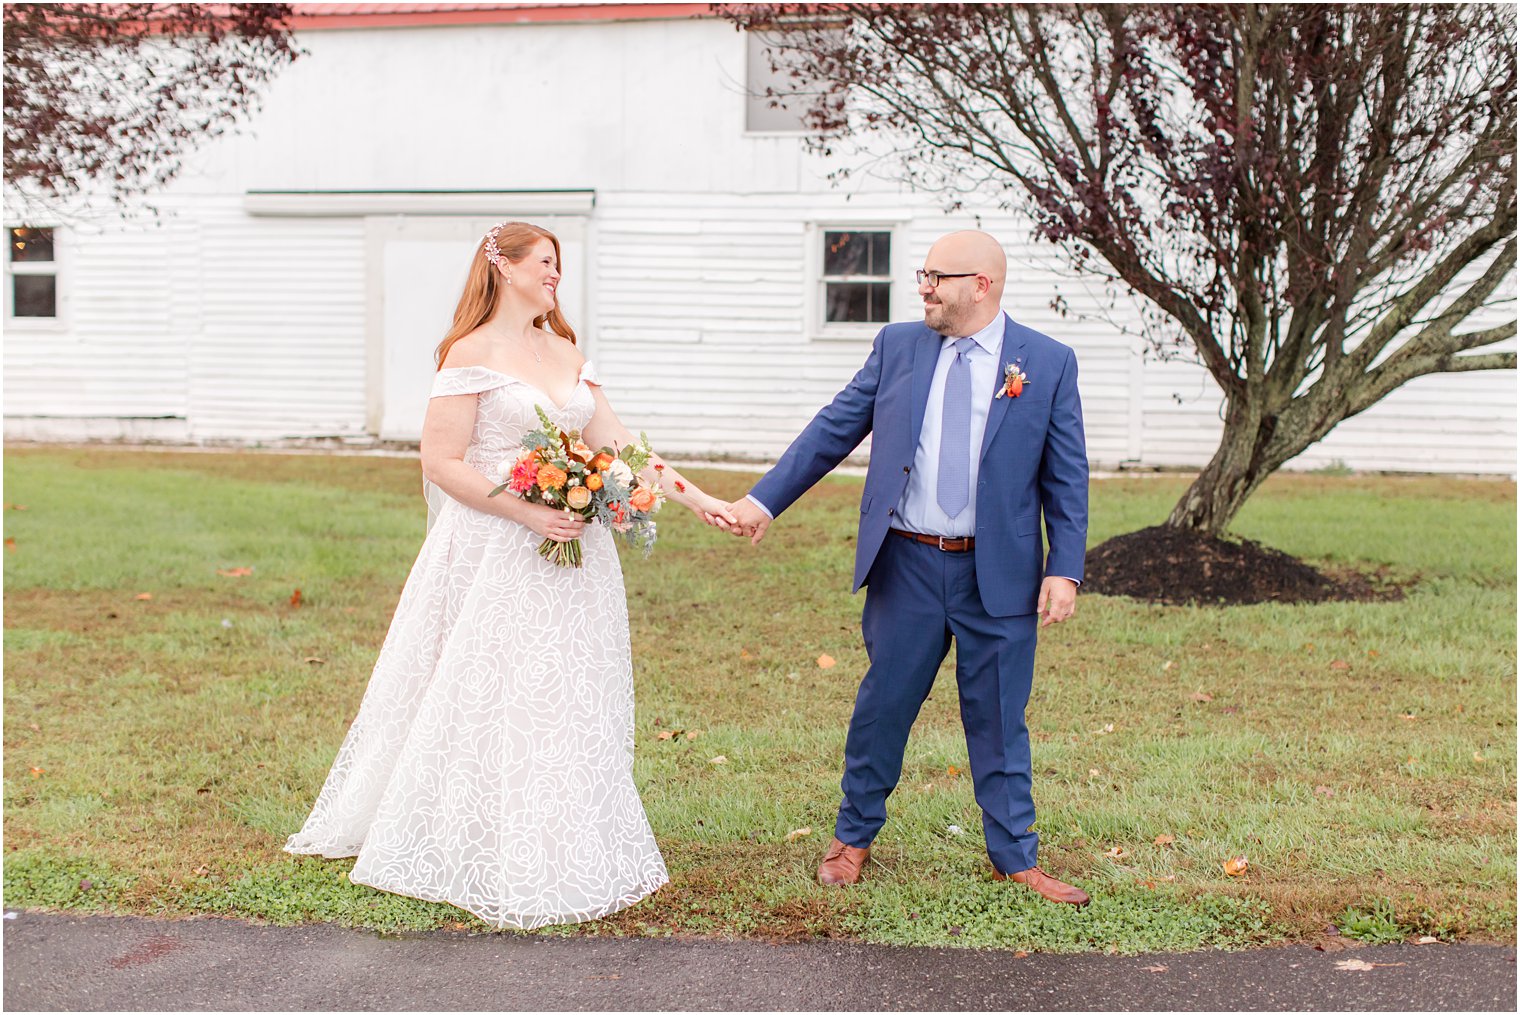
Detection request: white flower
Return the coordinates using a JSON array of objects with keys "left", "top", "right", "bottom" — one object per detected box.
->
[
  {"left": 495, "top": 459, "right": 514, "bottom": 483},
  {"left": 608, "top": 459, "right": 635, "bottom": 486},
  {"left": 947, "top": 824, "right": 965, "bottom": 836}
]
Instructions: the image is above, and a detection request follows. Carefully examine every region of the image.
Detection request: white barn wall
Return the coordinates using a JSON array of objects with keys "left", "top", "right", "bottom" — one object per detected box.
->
[{"left": 3, "top": 12, "right": 1513, "bottom": 475}]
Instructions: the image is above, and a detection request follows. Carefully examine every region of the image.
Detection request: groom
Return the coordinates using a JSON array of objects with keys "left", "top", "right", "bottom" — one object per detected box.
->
[{"left": 726, "top": 230, "right": 1090, "bottom": 906}]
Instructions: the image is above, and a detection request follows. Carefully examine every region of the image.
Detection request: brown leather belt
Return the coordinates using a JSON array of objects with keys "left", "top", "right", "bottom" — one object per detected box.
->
[{"left": 891, "top": 528, "right": 975, "bottom": 552}]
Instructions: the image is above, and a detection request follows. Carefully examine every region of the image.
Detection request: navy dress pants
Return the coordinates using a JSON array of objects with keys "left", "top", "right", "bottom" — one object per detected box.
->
[{"left": 834, "top": 534, "right": 1040, "bottom": 874}]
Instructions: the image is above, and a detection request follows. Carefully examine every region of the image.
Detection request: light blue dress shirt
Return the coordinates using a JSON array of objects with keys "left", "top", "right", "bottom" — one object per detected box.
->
[{"left": 893, "top": 311, "right": 1006, "bottom": 538}]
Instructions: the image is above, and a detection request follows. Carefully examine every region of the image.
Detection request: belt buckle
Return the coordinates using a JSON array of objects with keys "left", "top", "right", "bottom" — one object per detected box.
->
[{"left": 938, "top": 535, "right": 950, "bottom": 551}]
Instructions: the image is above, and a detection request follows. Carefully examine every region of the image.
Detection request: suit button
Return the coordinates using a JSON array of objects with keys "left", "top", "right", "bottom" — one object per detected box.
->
[
  {"left": 888, "top": 508, "right": 895, "bottom": 516},
  {"left": 902, "top": 465, "right": 911, "bottom": 474}
]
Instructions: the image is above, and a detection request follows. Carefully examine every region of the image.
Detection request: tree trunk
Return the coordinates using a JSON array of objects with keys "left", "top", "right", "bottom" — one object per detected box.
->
[{"left": 1164, "top": 413, "right": 1280, "bottom": 537}]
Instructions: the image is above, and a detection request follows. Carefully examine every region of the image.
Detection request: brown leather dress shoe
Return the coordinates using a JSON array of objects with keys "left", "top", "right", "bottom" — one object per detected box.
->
[
  {"left": 817, "top": 837, "right": 870, "bottom": 885},
  {"left": 992, "top": 865, "right": 1090, "bottom": 907}
]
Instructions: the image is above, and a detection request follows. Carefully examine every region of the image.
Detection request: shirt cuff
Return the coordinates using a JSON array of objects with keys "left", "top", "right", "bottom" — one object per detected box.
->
[
  {"left": 745, "top": 494, "right": 774, "bottom": 519},
  {"left": 1052, "top": 575, "right": 1081, "bottom": 587}
]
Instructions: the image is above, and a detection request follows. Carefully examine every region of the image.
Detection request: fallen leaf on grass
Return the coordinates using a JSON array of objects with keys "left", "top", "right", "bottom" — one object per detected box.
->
[
  {"left": 1314, "top": 785, "right": 1335, "bottom": 797},
  {"left": 1415, "top": 936, "right": 1440, "bottom": 945},
  {"left": 784, "top": 827, "right": 812, "bottom": 842},
  {"left": 947, "top": 765, "right": 961, "bottom": 776},
  {"left": 1095, "top": 723, "right": 1115, "bottom": 735},
  {"left": 1334, "top": 958, "right": 1406, "bottom": 971},
  {"left": 5, "top": 504, "right": 28, "bottom": 511},
  {"left": 816, "top": 654, "right": 836, "bottom": 669},
  {"left": 709, "top": 755, "right": 728, "bottom": 765},
  {"left": 1153, "top": 833, "right": 1175, "bottom": 846},
  {"left": 1088, "top": 768, "right": 1100, "bottom": 777},
  {"left": 134, "top": 593, "right": 153, "bottom": 601},
  {"left": 1400, "top": 713, "right": 1419, "bottom": 721},
  {"left": 685, "top": 730, "right": 700, "bottom": 741},
  {"left": 1189, "top": 691, "right": 1214, "bottom": 702},
  {"left": 1103, "top": 846, "right": 1128, "bottom": 860},
  {"left": 217, "top": 567, "right": 254, "bottom": 577},
  {"left": 303, "top": 657, "right": 325, "bottom": 665},
  {"left": 289, "top": 588, "right": 303, "bottom": 608},
  {"left": 3, "top": 538, "right": 14, "bottom": 552},
  {"left": 1222, "top": 856, "right": 1249, "bottom": 877},
  {"left": 28, "top": 767, "right": 45, "bottom": 777},
  {"left": 27, "top": 723, "right": 39, "bottom": 732},
  {"left": 1329, "top": 659, "right": 1351, "bottom": 671},
  {"left": 1013, "top": 950, "right": 1028, "bottom": 959},
  {"left": 1472, "top": 752, "right": 1488, "bottom": 763},
  {"left": 655, "top": 731, "right": 675, "bottom": 741},
  {"left": 1161, "top": 660, "right": 1174, "bottom": 672},
  {"left": 740, "top": 649, "right": 753, "bottom": 660},
  {"left": 193, "top": 866, "right": 210, "bottom": 877},
  {"left": 1143, "top": 965, "right": 1167, "bottom": 973}
]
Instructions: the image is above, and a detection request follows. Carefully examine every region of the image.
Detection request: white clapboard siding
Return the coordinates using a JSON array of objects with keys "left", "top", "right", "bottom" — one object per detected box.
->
[
  {"left": 190, "top": 205, "right": 367, "bottom": 439},
  {"left": 4, "top": 221, "right": 188, "bottom": 419}
]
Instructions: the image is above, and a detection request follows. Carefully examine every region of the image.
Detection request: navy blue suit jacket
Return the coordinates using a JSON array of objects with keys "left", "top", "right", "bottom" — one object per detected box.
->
[{"left": 750, "top": 316, "right": 1089, "bottom": 618}]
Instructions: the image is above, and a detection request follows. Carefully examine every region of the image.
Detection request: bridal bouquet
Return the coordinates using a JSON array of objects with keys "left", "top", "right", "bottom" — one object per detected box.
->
[{"left": 489, "top": 405, "right": 663, "bottom": 567}]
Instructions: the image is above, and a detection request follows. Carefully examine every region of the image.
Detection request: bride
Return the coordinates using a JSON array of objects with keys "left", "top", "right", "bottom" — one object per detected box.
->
[{"left": 285, "top": 221, "right": 736, "bottom": 928}]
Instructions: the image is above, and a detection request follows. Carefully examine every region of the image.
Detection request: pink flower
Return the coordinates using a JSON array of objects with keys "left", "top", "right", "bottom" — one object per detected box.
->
[{"left": 508, "top": 453, "right": 539, "bottom": 494}]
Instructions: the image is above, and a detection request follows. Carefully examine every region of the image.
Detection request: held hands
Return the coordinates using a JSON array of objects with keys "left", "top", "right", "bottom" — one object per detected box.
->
[
  {"left": 1037, "top": 576, "right": 1078, "bottom": 628},
  {"left": 686, "top": 490, "right": 739, "bottom": 532},
  {"left": 723, "top": 497, "right": 771, "bottom": 546}
]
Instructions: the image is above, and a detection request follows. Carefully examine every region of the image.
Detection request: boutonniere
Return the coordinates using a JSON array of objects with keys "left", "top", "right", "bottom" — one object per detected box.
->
[{"left": 996, "top": 361, "right": 1029, "bottom": 399}]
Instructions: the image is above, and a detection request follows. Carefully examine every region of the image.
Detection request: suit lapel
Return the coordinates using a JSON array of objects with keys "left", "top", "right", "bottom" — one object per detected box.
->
[
  {"left": 907, "top": 325, "right": 940, "bottom": 451},
  {"left": 979, "top": 316, "right": 1026, "bottom": 464}
]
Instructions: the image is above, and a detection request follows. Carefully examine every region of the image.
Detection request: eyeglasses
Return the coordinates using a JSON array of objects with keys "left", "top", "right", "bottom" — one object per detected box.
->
[{"left": 916, "top": 269, "right": 979, "bottom": 288}]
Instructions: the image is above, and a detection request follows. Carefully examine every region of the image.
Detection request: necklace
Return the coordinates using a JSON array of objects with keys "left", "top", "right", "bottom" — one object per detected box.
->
[{"left": 486, "top": 323, "right": 543, "bottom": 362}]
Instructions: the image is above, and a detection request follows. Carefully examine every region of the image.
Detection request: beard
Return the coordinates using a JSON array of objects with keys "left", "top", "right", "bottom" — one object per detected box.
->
[{"left": 923, "top": 296, "right": 966, "bottom": 336}]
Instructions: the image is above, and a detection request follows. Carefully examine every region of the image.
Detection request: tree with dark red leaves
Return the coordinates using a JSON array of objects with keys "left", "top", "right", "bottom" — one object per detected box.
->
[
  {"left": 723, "top": 4, "right": 1516, "bottom": 536},
  {"left": 4, "top": 3, "right": 299, "bottom": 215}
]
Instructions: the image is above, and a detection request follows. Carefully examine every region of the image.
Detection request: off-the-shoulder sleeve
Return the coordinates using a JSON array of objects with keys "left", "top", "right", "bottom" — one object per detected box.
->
[
  {"left": 578, "top": 360, "right": 602, "bottom": 387},
  {"left": 430, "top": 366, "right": 507, "bottom": 398}
]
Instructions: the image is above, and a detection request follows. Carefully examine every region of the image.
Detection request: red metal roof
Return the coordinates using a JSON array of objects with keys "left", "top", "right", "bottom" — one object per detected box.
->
[{"left": 289, "top": 3, "right": 715, "bottom": 29}]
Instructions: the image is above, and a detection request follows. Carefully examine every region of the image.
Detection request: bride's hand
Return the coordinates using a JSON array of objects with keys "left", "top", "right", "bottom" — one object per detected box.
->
[
  {"left": 520, "top": 503, "right": 586, "bottom": 543},
  {"left": 687, "top": 490, "right": 738, "bottom": 532}
]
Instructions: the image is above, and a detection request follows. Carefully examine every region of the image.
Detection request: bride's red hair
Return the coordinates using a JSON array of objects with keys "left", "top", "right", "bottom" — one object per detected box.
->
[{"left": 434, "top": 222, "right": 578, "bottom": 368}]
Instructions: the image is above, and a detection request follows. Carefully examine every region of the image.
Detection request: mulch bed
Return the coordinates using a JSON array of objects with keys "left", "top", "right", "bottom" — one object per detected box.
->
[{"left": 1082, "top": 525, "right": 1412, "bottom": 607}]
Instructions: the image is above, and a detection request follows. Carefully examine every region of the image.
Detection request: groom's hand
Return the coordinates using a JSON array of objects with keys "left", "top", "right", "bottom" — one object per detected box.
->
[
  {"left": 1037, "top": 576, "right": 1078, "bottom": 628},
  {"left": 726, "top": 498, "right": 771, "bottom": 546}
]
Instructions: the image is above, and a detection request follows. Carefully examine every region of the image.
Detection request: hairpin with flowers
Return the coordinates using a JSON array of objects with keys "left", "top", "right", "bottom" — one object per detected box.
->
[{"left": 482, "top": 223, "right": 505, "bottom": 268}]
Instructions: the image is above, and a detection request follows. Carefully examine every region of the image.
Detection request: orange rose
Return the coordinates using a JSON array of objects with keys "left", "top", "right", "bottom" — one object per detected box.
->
[
  {"left": 536, "top": 464, "right": 568, "bottom": 491},
  {"left": 565, "top": 486, "right": 592, "bottom": 510},
  {"left": 589, "top": 452, "right": 616, "bottom": 471},
  {"left": 629, "top": 487, "right": 656, "bottom": 512},
  {"left": 584, "top": 473, "right": 604, "bottom": 492}
]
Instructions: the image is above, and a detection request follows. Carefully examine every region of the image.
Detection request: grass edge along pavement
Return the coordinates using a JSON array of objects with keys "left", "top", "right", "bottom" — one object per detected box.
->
[{"left": 2, "top": 448, "right": 1514, "bottom": 951}]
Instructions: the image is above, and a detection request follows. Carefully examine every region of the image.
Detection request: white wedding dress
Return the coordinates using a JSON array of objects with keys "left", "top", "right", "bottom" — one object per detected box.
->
[{"left": 284, "top": 362, "right": 669, "bottom": 929}]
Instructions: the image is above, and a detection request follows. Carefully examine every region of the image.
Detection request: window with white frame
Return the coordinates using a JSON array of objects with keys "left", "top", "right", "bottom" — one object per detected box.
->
[
  {"left": 744, "top": 29, "right": 807, "bottom": 133},
  {"left": 6, "top": 227, "right": 58, "bottom": 319},
  {"left": 820, "top": 229, "right": 892, "bottom": 326}
]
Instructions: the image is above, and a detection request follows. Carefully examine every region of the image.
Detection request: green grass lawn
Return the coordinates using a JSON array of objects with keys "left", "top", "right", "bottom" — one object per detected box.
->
[{"left": 3, "top": 448, "right": 1514, "bottom": 952}]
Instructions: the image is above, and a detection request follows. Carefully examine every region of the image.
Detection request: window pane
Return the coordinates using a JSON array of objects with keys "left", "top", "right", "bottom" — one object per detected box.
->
[
  {"left": 9, "top": 227, "right": 54, "bottom": 263},
  {"left": 13, "top": 274, "right": 56, "bottom": 317},
  {"left": 745, "top": 31, "right": 807, "bottom": 132},
  {"left": 824, "top": 230, "right": 890, "bottom": 276},
  {"left": 825, "top": 281, "right": 891, "bottom": 323}
]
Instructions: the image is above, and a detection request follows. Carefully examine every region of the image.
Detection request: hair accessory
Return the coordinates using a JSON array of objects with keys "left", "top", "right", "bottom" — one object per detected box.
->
[{"left": 483, "top": 223, "right": 505, "bottom": 267}]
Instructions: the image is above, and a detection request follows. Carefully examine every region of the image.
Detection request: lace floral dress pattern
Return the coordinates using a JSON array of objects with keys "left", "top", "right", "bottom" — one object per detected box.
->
[{"left": 285, "top": 363, "right": 669, "bottom": 929}]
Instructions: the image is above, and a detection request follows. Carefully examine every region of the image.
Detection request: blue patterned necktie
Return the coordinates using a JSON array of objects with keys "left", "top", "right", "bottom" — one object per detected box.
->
[{"left": 936, "top": 337, "right": 977, "bottom": 519}]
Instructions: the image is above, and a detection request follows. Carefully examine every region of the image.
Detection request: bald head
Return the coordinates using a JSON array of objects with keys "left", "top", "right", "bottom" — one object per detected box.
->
[{"left": 919, "top": 230, "right": 1006, "bottom": 336}]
